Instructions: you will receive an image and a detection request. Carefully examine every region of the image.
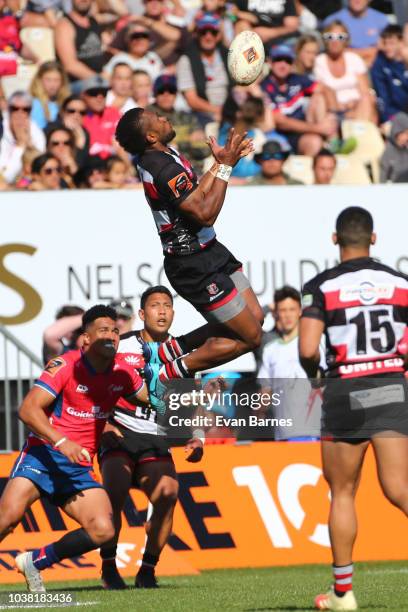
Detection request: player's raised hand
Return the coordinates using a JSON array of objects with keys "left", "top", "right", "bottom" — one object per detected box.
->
[
  {"left": 57, "top": 438, "right": 91, "bottom": 464},
  {"left": 207, "top": 129, "right": 254, "bottom": 167},
  {"left": 184, "top": 438, "right": 204, "bottom": 463}
]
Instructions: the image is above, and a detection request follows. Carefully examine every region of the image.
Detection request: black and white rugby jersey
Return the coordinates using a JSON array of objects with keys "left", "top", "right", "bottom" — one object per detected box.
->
[
  {"left": 302, "top": 257, "right": 408, "bottom": 378},
  {"left": 136, "top": 147, "right": 216, "bottom": 256},
  {"left": 114, "top": 330, "right": 170, "bottom": 435}
]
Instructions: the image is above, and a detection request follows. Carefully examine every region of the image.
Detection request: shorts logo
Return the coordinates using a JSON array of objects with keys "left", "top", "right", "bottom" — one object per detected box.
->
[
  {"left": 207, "top": 282, "right": 219, "bottom": 296},
  {"left": 243, "top": 46, "right": 258, "bottom": 64},
  {"left": 44, "top": 357, "right": 66, "bottom": 377},
  {"left": 167, "top": 172, "right": 193, "bottom": 198},
  {"left": 76, "top": 384, "right": 88, "bottom": 393}
]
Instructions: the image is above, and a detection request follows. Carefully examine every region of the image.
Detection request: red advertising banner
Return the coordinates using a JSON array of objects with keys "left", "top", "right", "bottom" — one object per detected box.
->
[{"left": 0, "top": 442, "right": 406, "bottom": 584}]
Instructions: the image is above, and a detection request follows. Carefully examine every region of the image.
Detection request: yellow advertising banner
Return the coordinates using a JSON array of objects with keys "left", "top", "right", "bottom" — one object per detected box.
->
[{"left": 0, "top": 442, "right": 406, "bottom": 584}]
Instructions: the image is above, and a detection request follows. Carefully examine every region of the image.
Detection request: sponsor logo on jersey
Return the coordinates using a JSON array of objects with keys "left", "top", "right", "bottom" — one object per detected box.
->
[
  {"left": 243, "top": 46, "right": 258, "bottom": 64},
  {"left": 76, "top": 384, "right": 89, "bottom": 394},
  {"left": 339, "top": 282, "right": 394, "bottom": 305},
  {"left": 167, "top": 172, "right": 193, "bottom": 198},
  {"left": 124, "top": 354, "right": 143, "bottom": 367},
  {"left": 44, "top": 357, "right": 66, "bottom": 377},
  {"left": 207, "top": 282, "right": 219, "bottom": 296},
  {"left": 67, "top": 406, "right": 109, "bottom": 419},
  {"left": 302, "top": 294, "right": 313, "bottom": 308}
]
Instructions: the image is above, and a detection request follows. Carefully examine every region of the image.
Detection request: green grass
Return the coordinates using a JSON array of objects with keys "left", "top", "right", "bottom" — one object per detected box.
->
[{"left": 0, "top": 561, "right": 407, "bottom": 611}]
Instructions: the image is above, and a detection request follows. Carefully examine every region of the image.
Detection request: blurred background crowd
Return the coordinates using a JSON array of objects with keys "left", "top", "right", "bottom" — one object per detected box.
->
[{"left": 1, "top": 0, "right": 408, "bottom": 189}]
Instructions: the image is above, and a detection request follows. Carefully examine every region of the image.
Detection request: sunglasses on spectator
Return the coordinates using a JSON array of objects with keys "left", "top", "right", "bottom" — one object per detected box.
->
[
  {"left": 198, "top": 28, "right": 218, "bottom": 36},
  {"left": 157, "top": 87, "right": 177, "bottom": 95},
  {"left": 50, "top": 139, "right": 71, "bottom": 146},
  {"left": 323, "top": 32, "right": 349, "bottom": 41},
  {"left": 43, "top": 166, "right": 62, "bottom": 175},
  {"left": 130, "top": 32, "right": 150, "bottom": 40},
  {"left": 9, "top": 105, "right": 32, "bottom": 113},
  {"left": 65, "top": 107, "right": 86, "bottom": 115},
  {"left": 85, "top": 88, "right": 107, "bottom": 97},
  {"left": 272, "top": 56, "right": 293, "bottom": 64},
  {"left": 261, "top": 153, "right": 289, "bottom": 161}
]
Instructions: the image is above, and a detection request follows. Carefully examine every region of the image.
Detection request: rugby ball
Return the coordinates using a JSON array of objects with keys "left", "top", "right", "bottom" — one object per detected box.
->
[{"left": 227, "top": 30, "right": 265, "bottom": 86}]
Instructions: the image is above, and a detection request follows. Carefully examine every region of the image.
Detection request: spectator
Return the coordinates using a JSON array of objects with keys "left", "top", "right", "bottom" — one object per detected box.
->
[
  {"left": 92, "top": 154, "right": 139, "bottom": 188},
  {"left": 313, "top": 148, "right": 337, "bottom": 184},
  {"left": 314, "top": 21, "right": 377, "bottom": 122},
  {"left": 176, "top": 13, "right": 232, "bottom": 124},
  {"left": 323, "top": 0, "right": 388, "bottom": 66},
  {"left": 251, "top": 140, "right": 303, "bottom": 185},
  {"left": 29, "top": 153, "right": 68, "bottom": 191},
  {"left": 380, "top": 112, "right": 408, "bottom": 182},
  {"left": 109, "top": 298, "right": 135, "bottom": 333},
  {"left": 301, "top": 0, "right": 341, "bottom": 21},
  {"left": 195, "top": 0, "right": 236, "bottom": 46},
  {"left": 46, "top": 95, "right": 90, "bottom": 168},
  {"left": 0, "top": 92, "right": 46, "bottom": 185},
  {"left": 15, "top": 146, "right": 40, "bottom": 189},
  {"left": 74, "top": 155, "right": 108, "bottom": 187},
  {"left": 42, "top": 304, "right": 84, "bottom": 364},
  {"left": 30, "top": 61, "right": 70, "bottom": 130},
  {"left": 80, "top": 75, "right": 121, "bottom": 158},
  {"left": 371, "top": 25, "right": 408, "bottom": 125},
  {"left": 294, "top": 34, "right": 320, "bottom": 76},
  {"left": 132, "top": 69, "right": 153, "bottom": 107},
  {"left": 20, "top": 0, "right": 71, "bottom": 28},
  {"left": 0, "top": 0, "right": 36, "bottom": 64},
  {"left": 112, "top": 1, "right": 186, "bottom": 68},
  {"left": 147, "top": 74, "right": 209, "bottom": 171},
  {"left": 233, "top": 0, "right": 298, "bottom": 45},
  {"left": 261, "top": 44, "right": 337, "bottom": 156},
  {"left": 218, "top": 95, "right": 266, "bottom": 180},
  {"left": 258, "top": 285, "right": 322, "bottom": 441},
  {"left": 295, "top": 0, "right": 318, "bottom": 33},
  {"left": 46, "top": 126, "right": 78, "bottom": 185},
  {"left": 103, "top": 24, "right": 164, "bottom": 82},
  {"left": 55, "top": 0, "right": 105, "bottom": 91},
  {"left": 106, "top": 63, "right": 136, "bottom": 114}
]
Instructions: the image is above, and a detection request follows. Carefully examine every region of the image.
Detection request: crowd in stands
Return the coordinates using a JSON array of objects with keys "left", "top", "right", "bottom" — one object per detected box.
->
[{"left": 1, "top": 0, "right": 408, "bottom": 189}]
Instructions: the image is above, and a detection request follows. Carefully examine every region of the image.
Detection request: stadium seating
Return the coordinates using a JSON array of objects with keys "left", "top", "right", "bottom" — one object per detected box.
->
[
  {"left": 1, "top": 61, "right": 37, "bottom": 99},
  {"left": 341, "top": 120, "right": 385, "bottom": 183},
  {"left": 20, "top": 27, "right": 56, "bottom": 63},
  {"left": 283, "top": 155, "right": 314, "bottom": 185},
  {"left": 332, "top": 155, "right": 371, "bottom": 185}
]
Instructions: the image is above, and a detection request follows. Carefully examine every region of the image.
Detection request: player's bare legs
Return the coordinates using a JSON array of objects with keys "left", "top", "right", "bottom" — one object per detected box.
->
[
  {"left": 62, "top": 488, "right": 115, "bottom": 547},
  {"left": 371, "top": 435, "right": 408, "bottom": 514},
  {"left": 137, "top": 460, "right": 179, "bottom": 554},
  {"left": 100, "top": 454, "right": 134, "bottom": 589},
  {"left": 321, "top": 440, "right": 369, "bottom": 566},
  {"left": 0, "top": 478, "right": 41, "bottom": 541}
]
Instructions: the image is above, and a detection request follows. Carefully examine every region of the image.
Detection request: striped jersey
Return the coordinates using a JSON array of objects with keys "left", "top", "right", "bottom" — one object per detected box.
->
[
  {"left": 136, "top": 147, "right": 216, "bottom": 256},
  {"left": 301, "top": 257, "right": 408, "bottom": 378},
  {"left": 112, "top": 330, "right": 170, "bottom": 435},
  {"left": 261, "top": 73, "right": 317, "bottom": 120}
]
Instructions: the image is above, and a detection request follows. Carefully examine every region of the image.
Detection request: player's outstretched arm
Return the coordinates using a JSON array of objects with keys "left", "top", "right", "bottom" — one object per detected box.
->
[
  {"left": 18, "top": 387, "right": 88, "bottom": 463},
  {"left": 179, "top": 128, "right": 254, "bottom": 227},
  {"left": 299, "top": 318, "right": 324, "bottom": 379}
]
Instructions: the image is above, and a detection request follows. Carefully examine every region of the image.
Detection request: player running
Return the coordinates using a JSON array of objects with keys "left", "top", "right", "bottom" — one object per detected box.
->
[
  {"left": 299, "top": 207, "right": 408, "bottom": 611},
  {"left": 99, "top": 286, "right": 204, "bottom": 590},
  {"left": 115, "top": 109, "right": 264, "bottom": 386},
  {"left": 0, "top": 305, "right": 153, "bottom": 592}
]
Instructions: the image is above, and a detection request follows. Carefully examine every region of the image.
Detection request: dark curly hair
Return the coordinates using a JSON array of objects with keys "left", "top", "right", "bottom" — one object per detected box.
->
[
  {"left": 82, "top": 304, "right": 118, "bottom": 330},
  {"left": 115, "top": 107, "right": 147, "bottom": 155}
]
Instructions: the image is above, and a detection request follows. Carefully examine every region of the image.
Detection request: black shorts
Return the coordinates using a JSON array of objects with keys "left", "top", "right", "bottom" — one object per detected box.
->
[
  {"left": 98, "top": 424, "right": 174, "bottom": 480},
  {"left": 321, "top": 373, "right": 408, "bottom": 440},
  {"left": 164, "top": 239, "right": 249, "bottom": 322}
]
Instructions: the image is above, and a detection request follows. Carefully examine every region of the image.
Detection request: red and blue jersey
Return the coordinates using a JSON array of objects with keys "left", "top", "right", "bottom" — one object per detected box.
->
[
  {"left": 261, "top": 73, "right": 317, "bottom": 120},
  {"left": 33, "top": 350, "right": 144, "bottom": 460}
]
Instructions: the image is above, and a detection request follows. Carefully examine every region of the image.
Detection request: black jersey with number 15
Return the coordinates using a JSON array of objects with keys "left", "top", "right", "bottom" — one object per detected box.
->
[
  {"left": 136, "top": 147, "right": 216, "bottom": 256},
  {"left": 301, "top": 257, "right": 408, "bottom": 378}
]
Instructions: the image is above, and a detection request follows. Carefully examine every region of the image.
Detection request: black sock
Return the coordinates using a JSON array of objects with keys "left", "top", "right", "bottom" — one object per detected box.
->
[
  {"left": 140, "top": 551, "right": 159, "bottom": 571},
  {"left": 53, "top": 528, "right": 97, "bottom": 561},
  {"left": 100, "top": 545, "right": 117, "bottom": 562}
]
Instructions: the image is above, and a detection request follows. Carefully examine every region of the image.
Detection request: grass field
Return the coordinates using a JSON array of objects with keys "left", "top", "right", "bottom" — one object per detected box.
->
[{"left": 0, "top": 561, "right": 407, "bottom": 611}]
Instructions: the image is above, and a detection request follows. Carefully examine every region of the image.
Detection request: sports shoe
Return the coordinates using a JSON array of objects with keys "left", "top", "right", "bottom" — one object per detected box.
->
[
  {"left": 15, "top": 552, "right": 46, "bottom": 593},
  {"left": 101, "top": 560, "right": 127, "bottom": 590},
  {"left": 135, "top": 566, "right": 158, "bottom": 589},
  {"left": 315, "top": 587, "right": 358, "bottom": 610},
  {"left": 144, "top": 362, "right": 167, "bottom": 415}
]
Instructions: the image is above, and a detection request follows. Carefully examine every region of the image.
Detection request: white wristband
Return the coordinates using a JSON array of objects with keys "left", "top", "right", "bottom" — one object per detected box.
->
[
  {"left": 54, "top": 437, "right": 67, "bottom": 448},
  {"left": 192, "top": 429, "right": 205, "bottom": 445},
  {"left": 216, "top": 164, "right": 232, "bottom": 182}
]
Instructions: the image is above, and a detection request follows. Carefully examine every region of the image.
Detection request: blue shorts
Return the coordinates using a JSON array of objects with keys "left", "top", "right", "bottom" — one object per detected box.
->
[{"left": 11, "top": 439, "right": 103, "bottom": 507}]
